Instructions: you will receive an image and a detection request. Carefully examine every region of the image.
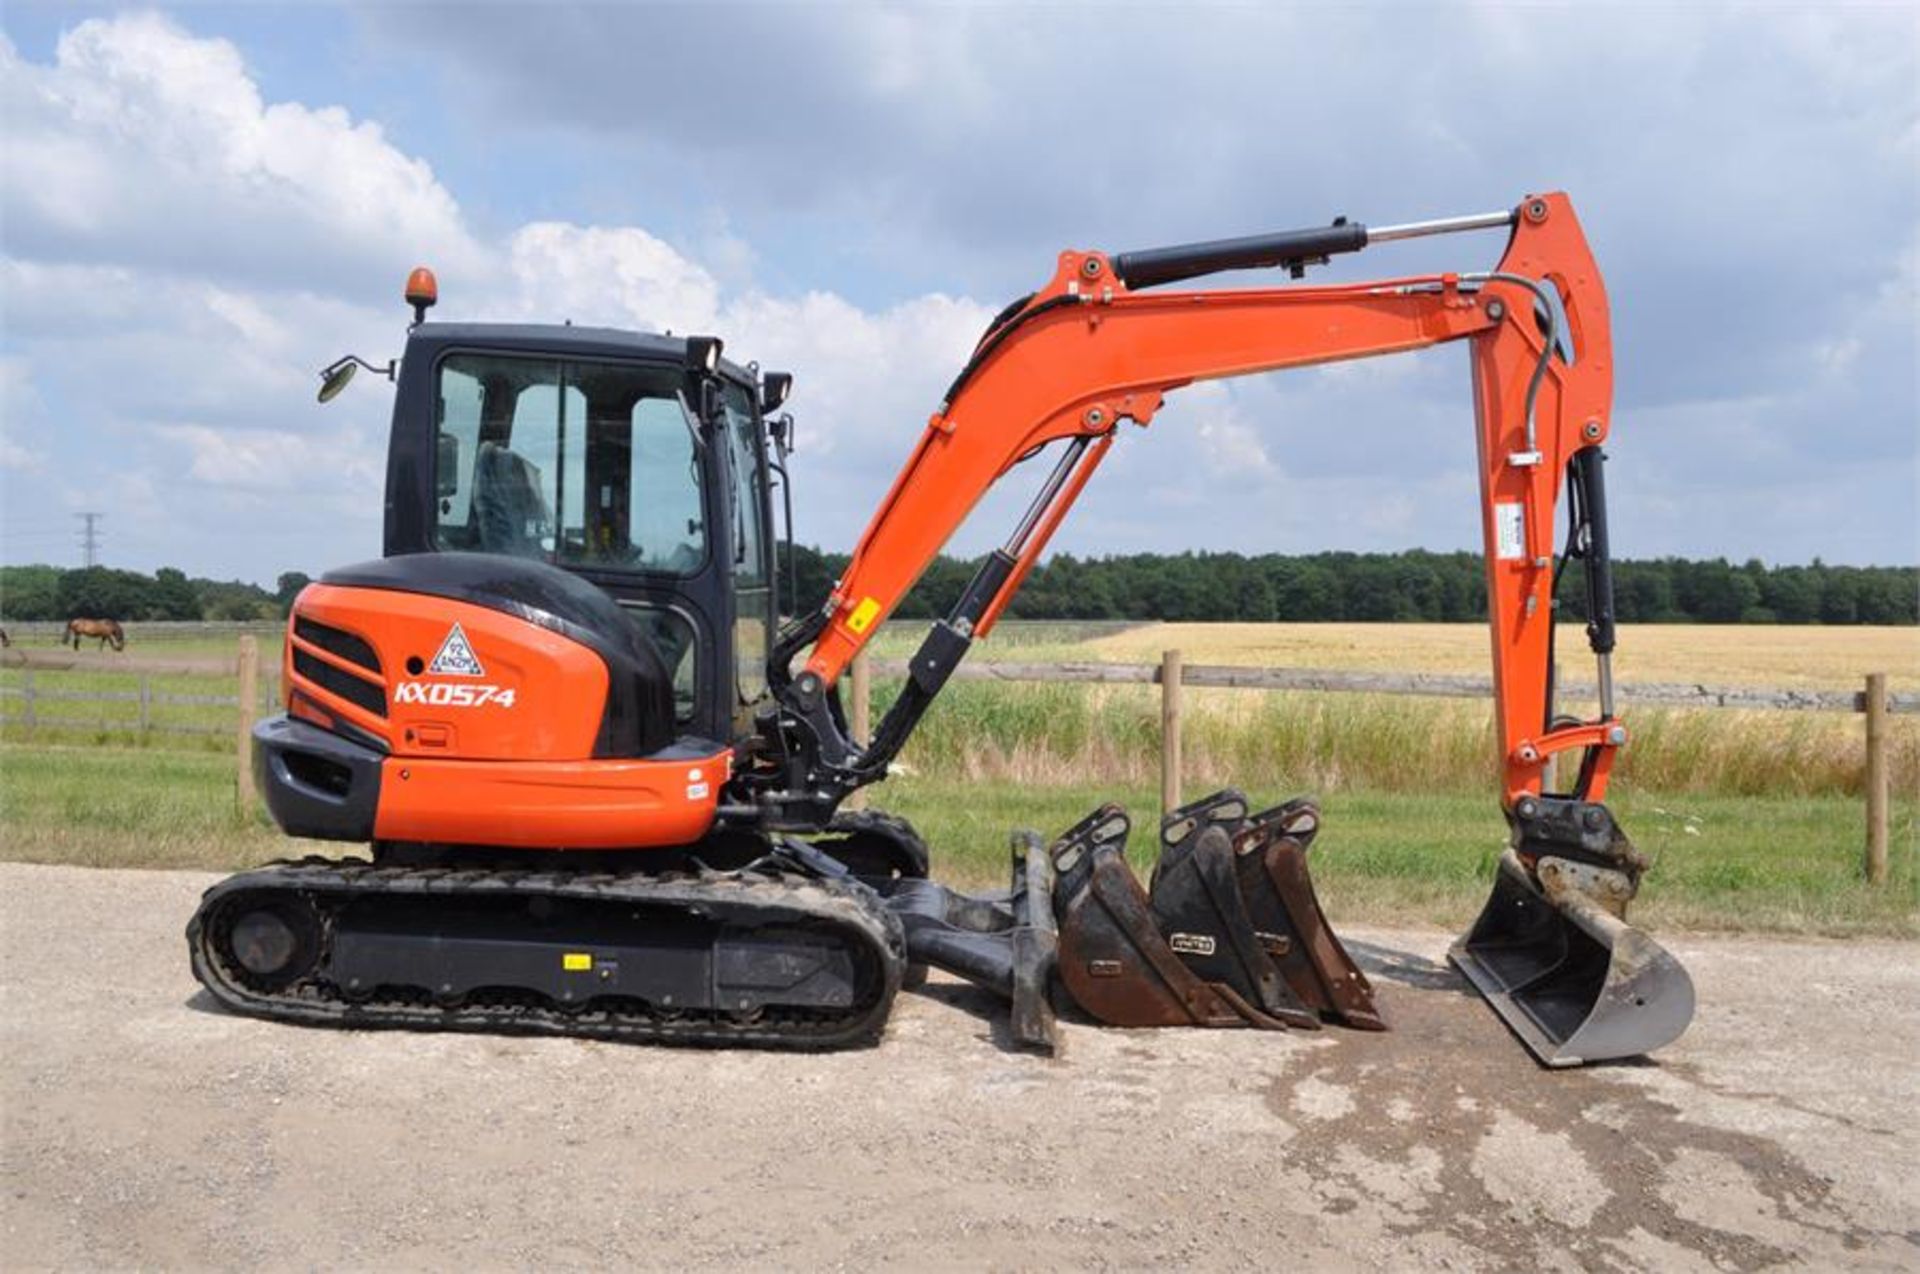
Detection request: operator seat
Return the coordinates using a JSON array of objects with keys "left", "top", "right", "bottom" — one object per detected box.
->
[{"left": 474, "top": 442, "right": 551, "bottom": 558}]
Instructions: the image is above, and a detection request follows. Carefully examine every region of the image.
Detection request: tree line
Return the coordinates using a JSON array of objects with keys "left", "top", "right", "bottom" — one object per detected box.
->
[
  {"left": 0, "top": 565, "right": 311, "bottom": 623},
  {"left": 3, "top": 553, "right": 1912, "bottom": 626},
  {"left": 782, "top": 546, "right": 1918, "bottom": 626}
]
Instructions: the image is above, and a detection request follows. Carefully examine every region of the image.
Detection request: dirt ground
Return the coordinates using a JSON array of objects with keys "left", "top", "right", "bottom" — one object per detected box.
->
[{"left": 2, "top": 862, "right": 1915, "bottom": 1271}]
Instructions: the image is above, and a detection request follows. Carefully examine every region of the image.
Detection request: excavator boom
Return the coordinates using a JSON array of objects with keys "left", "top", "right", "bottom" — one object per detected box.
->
[{"left": 742, "top": 192, "right": 1691, "bottom": 1064}]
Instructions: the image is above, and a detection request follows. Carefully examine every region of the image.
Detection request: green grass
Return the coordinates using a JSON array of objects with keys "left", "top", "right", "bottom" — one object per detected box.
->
[
  {"left": 0, "top": 744, "right": 291, "bottom": 872},
  {"left": 879, "top": 679, "right": 1918, "bottom": 798},
  {"left": 3, "top": 742, "right": 1912, "bottom": 937},
  {"left": 0, "top": 664, "right": 276, "bottom": 748},
  {"left": 875, "top": 776, "right": 1917, "bottom": 937}
]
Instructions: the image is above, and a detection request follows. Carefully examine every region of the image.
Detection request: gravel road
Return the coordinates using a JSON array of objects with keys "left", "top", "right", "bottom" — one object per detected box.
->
[{"left": 2, "top": 862, "right": 1915, "bottom": 1270}]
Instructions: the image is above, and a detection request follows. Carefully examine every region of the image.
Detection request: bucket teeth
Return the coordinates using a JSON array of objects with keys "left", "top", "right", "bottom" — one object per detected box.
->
[{"left": 1451, "top": 801, "right": 1696, "bottom": 1066}]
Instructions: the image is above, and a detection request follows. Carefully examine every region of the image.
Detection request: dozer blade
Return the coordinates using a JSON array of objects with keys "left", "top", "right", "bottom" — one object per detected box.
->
[
  {"left": 1452, "top": 832, "right": 1696, "bottom": 1067},
  {"left": 1052, "top": 805, "right": 1280, "bottom": 1029}
]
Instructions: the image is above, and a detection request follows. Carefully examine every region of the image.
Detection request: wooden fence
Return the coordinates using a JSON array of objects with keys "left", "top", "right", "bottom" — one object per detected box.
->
[
  {"left": 0, "top": 641, "right": 272, "bottom": 813},
  {"left": 0, "top": 647, "right": 279, "bottom": 738},
  {"left": 850, "top": 651, "right": 1912, "bottom": 886},
  {"left": 0, "top": 640, "right": 1907, "bottom": 881}
]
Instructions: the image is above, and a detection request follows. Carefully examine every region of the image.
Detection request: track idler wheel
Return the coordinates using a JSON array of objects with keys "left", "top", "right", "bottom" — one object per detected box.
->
[{"left": 212, "top": 893, "right": 323, "bottom": 992}]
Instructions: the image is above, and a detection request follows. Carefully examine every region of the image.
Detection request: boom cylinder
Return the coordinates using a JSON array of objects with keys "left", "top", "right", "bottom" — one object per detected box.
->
[
  {"left": 1112, "top": 221, "right": 1368, "bottom": 290},
  {"left": 1366, "top": 210, "right": 1516, "bottom": 243},
  {"left": 1111, "top": 208, "right": 1518, "bottom": 291}
]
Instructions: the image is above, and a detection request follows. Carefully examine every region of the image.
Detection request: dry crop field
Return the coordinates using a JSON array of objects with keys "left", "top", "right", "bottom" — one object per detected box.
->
[
  {"left": 1072, "top": 621, "right": 1919, "bottom": 690},
  {"left": 879, "top": 621, "right": 1919, "bottom": 797}
]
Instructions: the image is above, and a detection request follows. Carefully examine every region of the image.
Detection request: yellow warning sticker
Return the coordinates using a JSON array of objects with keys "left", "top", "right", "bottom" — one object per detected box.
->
[
  {"left": 562, "top": 953, "right": 592, "bottom": 972},
  {"left": 847, "top": 597, "right": 881, "bottom": 634}
]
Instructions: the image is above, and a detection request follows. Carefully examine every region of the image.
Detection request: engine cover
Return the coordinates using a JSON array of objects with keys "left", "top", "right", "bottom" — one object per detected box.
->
[
  {"left": 289, "top": 552, "right": 677, "bottom": 762},
  {"left": 260, "top": 552, "right": 725, "bottom": 851}
]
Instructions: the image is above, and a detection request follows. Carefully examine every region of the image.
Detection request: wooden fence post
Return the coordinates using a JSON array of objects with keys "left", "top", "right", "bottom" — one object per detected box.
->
[
  {"left": 847, "top": 649, "right": 872, "bottom": 811},
  {"left": 1865, "top": 671, "right": 1888, "bottom": 885},
  {"left": 21, "top": 669, "right": 34, "bottom": 729},
  {"left": 1161, "top": 648, "right": 1184, "bottom": 821},
  {"left": 138, "top": 674, "right": 152, "bottom": 734},
  {"left": 235, "top": 635, "right": 259, "bottom": 816}
]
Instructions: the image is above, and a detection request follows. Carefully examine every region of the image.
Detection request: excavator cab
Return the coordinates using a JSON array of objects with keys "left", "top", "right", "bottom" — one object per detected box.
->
[{"left": 384, "top": 325, "right": 782, "bottom": 744}]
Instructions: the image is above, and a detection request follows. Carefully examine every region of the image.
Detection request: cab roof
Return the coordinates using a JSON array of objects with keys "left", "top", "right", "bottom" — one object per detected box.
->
[{"left": 405, "top": 322, "right": 758, "bottom": 386}]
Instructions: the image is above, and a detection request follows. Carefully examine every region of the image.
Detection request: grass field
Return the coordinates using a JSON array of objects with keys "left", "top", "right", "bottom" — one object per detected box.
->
[
  {"left": 10, "top": 618, "right": 1915, "bottom": 688},
  {"left": 2, "top": 743, "right": 1911, "bottom": 937},
  {"left": 2, "top": 621, "right": 1914, "bottom": 937}
]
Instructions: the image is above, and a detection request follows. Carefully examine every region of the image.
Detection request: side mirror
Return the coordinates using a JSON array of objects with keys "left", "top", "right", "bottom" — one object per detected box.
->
[
  {"left": 315, "top": 353, "right": 396, "bottom": 404},
  {"left": 317, "top": 360, "right": 357, "bottom": 403},
  {"left": 436, "top": 431, "right": 462, "bottom": 497},
  {"left": 760, "top": 372, "right": 793, "bottom": 415}
]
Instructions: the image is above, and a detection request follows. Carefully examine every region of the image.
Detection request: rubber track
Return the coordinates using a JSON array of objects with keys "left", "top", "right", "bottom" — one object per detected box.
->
[{"left": 186, "top": 858, "right": 906, "bottom": 1051}]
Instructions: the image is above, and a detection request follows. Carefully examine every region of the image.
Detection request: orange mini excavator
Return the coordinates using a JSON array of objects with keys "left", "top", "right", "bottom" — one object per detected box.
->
[{"left": 189, "top": 193, "right": 1694, "bottom": 1066}]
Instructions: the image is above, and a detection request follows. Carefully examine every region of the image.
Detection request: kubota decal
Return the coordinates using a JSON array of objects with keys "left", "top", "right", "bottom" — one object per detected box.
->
[{"left": 428, "top": 622, "right": 485, "bottom": 676}]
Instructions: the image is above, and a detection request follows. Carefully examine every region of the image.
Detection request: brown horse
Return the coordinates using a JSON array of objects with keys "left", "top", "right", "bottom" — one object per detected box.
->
[{"left": 65, "top": 618, "right": 126, "bottom": 651}]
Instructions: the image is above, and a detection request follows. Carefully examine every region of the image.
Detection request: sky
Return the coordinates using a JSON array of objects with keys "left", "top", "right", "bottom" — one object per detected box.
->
[{"left": 0, "top": 2, "right": 1914, "bottom": 586}]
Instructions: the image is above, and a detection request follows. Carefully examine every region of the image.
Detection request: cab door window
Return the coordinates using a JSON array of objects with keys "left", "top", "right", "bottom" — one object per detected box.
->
[{"left": 722, "top": 384, "right": 772, "bottom": 707}]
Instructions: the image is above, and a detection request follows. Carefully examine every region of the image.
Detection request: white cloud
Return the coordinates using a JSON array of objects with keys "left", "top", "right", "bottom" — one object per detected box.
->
[
  {"left": 0, "top": 14, "right": 481, "bottom": 293},
  {"left": 1, "top": 8, "right": 1911, "bottom": 580},
  {"left": 155, "top": 423, "right": 381, "bottom": 492},
  {"left": 0, "top": 439, "right": 44, "bottom": 473},
  {"left": 0, "top": 14, "right": 1003, "bottom": 577},
  {"left": 500, "top": 223, "right": 724, "bottom": 333},
  {"left": 0, "top": 358, "right": 49, "bottom": 472},
  {"left": 489, "top": 226, "right": 994, "bottom": 471},
  {"left": 1184, "top": 383, "right": 1277, "bottom": 480}
]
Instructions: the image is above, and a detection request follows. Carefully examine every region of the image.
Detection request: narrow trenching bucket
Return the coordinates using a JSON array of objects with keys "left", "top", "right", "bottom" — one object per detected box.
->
[
  {"left": 1231, "top": 801, "right": 1385, "bottom": 1031},
  {"left": 1451, "top": 848, "right": 1695, "bottom": 1067},
  {"left": 1052, "top": 805, "right": 1279, "bottom": 1029},
  {"left": 1157, "top": 789, "right": 1382, "bottom": 1029},
  {"left": 1049, "top": 792, "right": 1383, "bottom": 1034},
  {"left": 1147, "top": 819, "right": 1319, "bottom": 1028}
]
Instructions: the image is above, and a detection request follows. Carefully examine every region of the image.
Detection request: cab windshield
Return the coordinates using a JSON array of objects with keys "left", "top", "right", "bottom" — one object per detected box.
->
[{"left": 432, "top": 354, "right": 706, "bottom": 575}]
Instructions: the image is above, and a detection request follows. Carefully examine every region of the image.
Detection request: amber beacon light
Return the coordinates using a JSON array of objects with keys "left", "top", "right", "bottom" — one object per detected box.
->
[{"left": 404, "top": 266, "right": 438, "bottom": 326}]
